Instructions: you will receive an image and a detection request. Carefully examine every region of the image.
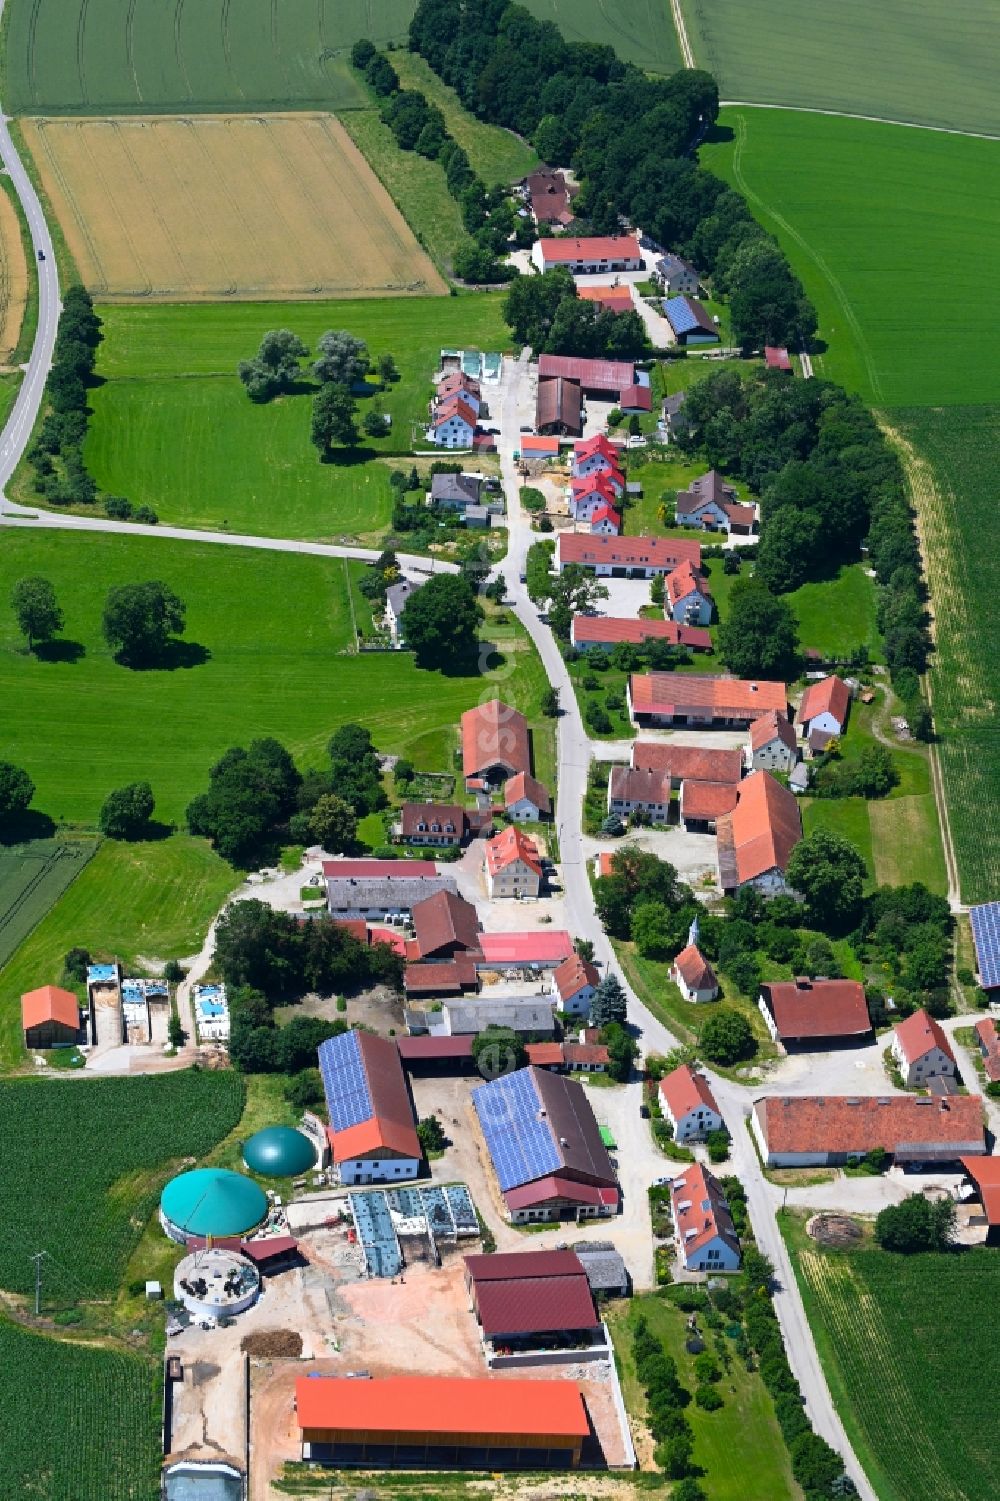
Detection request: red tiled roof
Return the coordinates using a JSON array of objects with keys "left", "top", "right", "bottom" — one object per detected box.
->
[
  {"left": 537, "top": 235, "right": 640, "bottom": 264},
  {"left": 578, "top": 284, "right": 635, "bottom": 314},
  {"left": 403, "top": 953, "right": 478, "bottom": 995},
  {"left": 461, "top": 699, "right": 531, "bottom": 779},
  {"left": 765, "top": 346, "right": 792, "bottom": 371},
  {"left": 798, "top": 675, "right": 851, "bottom": 728},
  {"left": 608, "top": 765, "right": 671, "bottom": 806},
  {"left": 477, "top": 932, "right": 573, "bottom": 965},
  {"left": 437, "top": 371, "right": 480, "bottom": 398},
  {"left": 619, "top": 384, "right": 652, "bottom": 411},
  {"left": 504, "top": 1177, "right": 619, "bottom": 1212},
  {"left": 520, "top": 434, "right": 561, "bottom": 456},
  {"left": 333, "top": 919, "right": 369, "bottom": 944},
  {"left": 538, "top": 354, "right": 636, "bottom": 390},
  {"left": 633, "top": 742, "right": 744, "bottom": 783},
  {"left": 975, "top": 1019, "right": 1000, "bottom": 1081},
  {"left": 326, "top": 1031, "right": 420, "bottom": 1163},
  {"left": 571, "top": 472, "right": 621, "bottom": 504},
  {"left": 411, "top": 889, "right": 481, "bottom": 958},
  {"left": 761, "top": 979, "right": 871, "bottom": 1041},
  {"left": 749, "top": 711, "right": 797, "bottom": 753},
  {"left": 961, "top": 1156, "right": 1000, "bottom": 1224},
  {"left": 893, "top": 1008, "right": 955, "bottom": 1066},
  {"left": 665, "top": 560, "right": 710, "bottom": 611},
  {"left": 718, "top": 770, "right": 801, "bottom": 885},
  {"left": 629, "top": 674, "right": 786, "bottom": 721},
  {"left": 595, "top": 852, "right": 616, "bottom": 878},
  {"left": 573, "top": 434, "right": 625, "bottom": 465},
  {"left": 327, "top": 1115, "right": 419, "bottom": 1161},
  {"left": 563, "top": 1042, "right": 610, "bottom": 1067},
  {"left": 659, "top": 1064, "right": 721, "bottom": 1124},
  {"left": 722, "top": 502, "right": 757, "bottom": 529},
  {"left": 295, "top": 1374, "right": 590, "bottom": 1440},
  {"left": 680, "top": 779, "right": 739, "bottom": 822},
  {"left": 558, "top": 532, "right": 701, "bottom": 571},
  {"left": 21, "top": 984, "right": 79, "bottom": 1031},
  {"left": 368, "top": 926, "right": 408, "bottom": 956},
  {"left": 504, "top": 771, "right": 551, "bottom": 815},
  {"left": 571, "top": 615, "right": 711, "bottom": 650},
  {"left": 756, "top": 1094, "right": 985, "bottom": 1159},
  {"left": 471, "top": 1271, "right": 598, "bottom": 1337},
  {"left": 589, "top": 503, "right": 621, "bottom": 530},
  {"left": 671, "top": 1162, "right": 740, "bottom": 1260},
  {"left": 323, "top": 859, "right": 437, "bottom": 879},
  {"left": 553, "top": 953, "right": 600, "bottom": 1003},
  {"left": 400, "top": 802, "right": 466, "bottom": 840},
  {"left": 672, "top": 944, "right": 716, "bottom": 993},
  {"left": 525, "top": 1041, "right": 566, "bottom": 1067},
  {"left": 396, "top": 1034, "right": 474, "bottom": 1061},
  {"left": 431, "top": 395, "right": 477, "bottom": 430},
  {"left": 485, "top": 826, "right": 543, "bottom": 877}
]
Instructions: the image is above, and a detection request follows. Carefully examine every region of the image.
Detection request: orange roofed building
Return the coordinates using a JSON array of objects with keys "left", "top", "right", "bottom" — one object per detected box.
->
[
  {"left": 21, "top": 984, "right": 81, "bottom": 1050},
  {"left": 715, "top": 769, "right": 801, "bottom": 896},
  {"left": 461, "top": 699, "right": 531, "bottom": 784},
  {"left": 318, "top": 1030, "right": 421, "bottom": 1185},
  {"left": 628, "top": 673, "right": 786, "bottom": 729},
  {"left": 295, "top": 1374, "right": 590, "bottom": 1467},
  {"left": 752, "top": 1093, "right": 985, "bottom": 1167},
  {"left": 483, "top": 826, "right": 543, "bottom": 899}
]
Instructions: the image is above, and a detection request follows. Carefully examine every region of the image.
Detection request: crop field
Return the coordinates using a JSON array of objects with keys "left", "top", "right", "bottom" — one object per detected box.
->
[
  {"left": 0, "top": 180, "right": 28, "bottom": 361},
  {"left": 0, "top": 1317, "right": 159, "bottom": 1501},
  {"left": 0, "top": 837, "right": 97, "bottom": 970},
  {"left": 0, "top": 836, "right": 235, "bottom": 1067},
  {"left": 702, "top": 110, "right": 1000, "bottom": 407},
  {"left": 22, "top": 113, "right": 446, "bottom": 301},
  {"left": 888, "top": 406, "right": 1000, "bottom": 902},
  {"left": 0, "top": 1070, "right": 245, "bottom": 1294},
  {"left": 790, "top": 1236, "right": 1000, "bottom": 1501},
  {"left": 681, "top": 0, "right": 1000, "bottom": 137},
  {"left": 81, "top": 297, "right": 508, "bottom": 537},
  {"left": 0, "top": 529, "right": 552, "bottom": 819}
]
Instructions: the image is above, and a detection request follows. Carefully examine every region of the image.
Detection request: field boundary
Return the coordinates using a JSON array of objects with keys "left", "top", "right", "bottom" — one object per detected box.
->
[
  {"left": 0, "top": 836, "right": 99, "bottom": 970},
  {"left": 720, "top": 100, "right": 1000, "bottom": 145}
]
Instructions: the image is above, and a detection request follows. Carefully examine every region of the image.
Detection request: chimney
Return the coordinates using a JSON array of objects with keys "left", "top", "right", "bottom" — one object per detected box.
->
[{"left": 794, "top": 976, "right": 811, "bottom": 990}]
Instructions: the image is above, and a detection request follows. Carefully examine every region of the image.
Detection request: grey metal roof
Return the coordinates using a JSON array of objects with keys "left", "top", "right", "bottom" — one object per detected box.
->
[
  {"left": 572, "top": 1242, "right": 629, "bottom": 1290},
  {"left": 444, "top": 997, "right": 555, "bottom": 1035},
  {"left": 431, "top": 472, "right": 481, "bottom": 505},
  {"left": 386, "top": 577, "right": 426, "bottom": 618}
]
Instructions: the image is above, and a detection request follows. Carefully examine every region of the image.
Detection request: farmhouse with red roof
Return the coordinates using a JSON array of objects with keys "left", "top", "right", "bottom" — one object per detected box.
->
[
  {"left": 752, "top": 1093, "right": 985, "bottom": 1167},
  {"left": 670, "top": 1163, "right": 742, "bottom": 1273},
  {"left": 629, "top": 673, "right": 787, "bottom": 729},
  {"left": 664, "top": 559, "right": 712, "bottom": 626},
  {"left": 21, "top": 984, "right": 81, "bottom": 1050},
  {"left": 569, "top": 472, "right": 623, "bottom": 521},
  {"left": 748, "top": 711, "right": 798, "bottom": 773},
  {"left": 607, "top": 765, "right": 671, "bottom": 822},
  {"left": 483, "top": 826, "right": 544, "bottom": 899},
  {"left": 975, "top": 1018, "right": 1000, "bottom": 1081},
  {"left": 890, "top": 1008, "right": 957, "bottom": 1087},
  {"left": 558, "top": 531, "right": 701, "bottom": 578},
  {"left": 551, "top": 953, "right": 600, "bottom": 1017},
  {"left": 318, "top": 1030, "right": 421, "bottom": 1185},
  {"left": 798, "top": 675, "right": 851, "bottom": 738},
  {"left": 658, "top": 1064, "right": 724, "bottom": 1143},
  {"left": 429, "top": 395, "right": 477, "bottom": 448},
  {"left": 588, "top": 502, "right": 621, "bottom": 535},
  {"left": 679, "top": 778, "right": 739, "bottom": 832},
  {"left": 758, "top": 978, "right": 872, "bottom": 1050},
  {"left": 632, "top": 741, "right": 744, "bottom": 785},
  {"left": 504, "top": 771, "right": 551, "bottom": 822},
  {"left": 532, "top": 234, "right": 641, "bottom": 275},
  {"left": 571, "top": 434, "right": 625, "bottom": 485},
  {"left": 571, "top": 615, "right": 712, "bottom": 652},
  {"left": 715, "top": 770, "right": 802, "bottom": 896},
  {"left": 461, "top": 699, "right": 531, "bottom": 784}
]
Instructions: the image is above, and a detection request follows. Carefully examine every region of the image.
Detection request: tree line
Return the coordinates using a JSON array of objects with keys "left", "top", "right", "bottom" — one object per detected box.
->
[
  {"left": 503, "top": 266, "right": 648, "bottom": 359},
  {"left": 350, "top": 39, "right": 523, "bottom": 285},
  {"left": 404, "top": 0, "right": 815, "bottom": 348}
]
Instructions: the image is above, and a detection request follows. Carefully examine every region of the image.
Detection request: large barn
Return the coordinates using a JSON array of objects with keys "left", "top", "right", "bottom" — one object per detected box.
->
[
  {"left": 318, "top": 1030, "right": 421, "bottom": 1186},
  {"left": 21, "top": 984, "right": 81, "bottom": 1049}
]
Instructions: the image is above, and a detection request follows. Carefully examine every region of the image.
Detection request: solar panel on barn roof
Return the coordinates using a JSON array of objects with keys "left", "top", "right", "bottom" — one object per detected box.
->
[
  {"left": 970, "top": 902, "right": 1000, "bottom": 990},
  {"left": 318, "top": 1031, "right": 374, "bottom": 1130},
  {"left": 473, "top": 1068, "right": 560, "bottom": 1191}
]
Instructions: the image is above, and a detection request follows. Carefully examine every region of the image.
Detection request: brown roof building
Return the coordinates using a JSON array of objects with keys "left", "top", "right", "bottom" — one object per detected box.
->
[
  {"left": 537, "top": 353, "right": 636, "bottom": 397},
  {"left": 632, "top": 742, "right": 744, "bottom": 786},
  {"left": 571, "top": 615, "right": 712, "bottom": 652},
  {"left": 752, "top": 1093, "right": 986, "bottom": 1166},
  {"left": 679, "top": 778, "right": 739, "bottom": 830},
  {"left": 411, "top": 890, "right": 482, "bottom": 961},
  {"left": 524, "top": 166, "right": 578, "bottom": 226},
  {"left": 399, "top": 802, "right": 470, "bottom": 847},
  {"left": 461, "top": 699, "right": 531, "bottom": 782},
  {"left": 798, "top": 675, "right": 851, "bottom": 736},
  {"left": 716, "top": 770, "right": 802, "bottom": 895},
  {"left": 464, "top": 1249, "right": 600, "bottom": 1346},
  {"left": 536, "top": 377, "right": 583, "bottom": 436},
  {"left": 629, "top": 673, "right": 787, "bottom": 728},
  {"left": 759, "top": 978, "right": 872, "bottom": 1049}
]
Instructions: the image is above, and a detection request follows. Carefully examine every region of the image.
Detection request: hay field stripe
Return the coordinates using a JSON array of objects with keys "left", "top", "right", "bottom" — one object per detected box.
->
[
  {"left": 124, "top": 0, "right": 143, "bottom": 105},
  {"left": 114, "top": 119, "right": 189, "bottom": 291}
]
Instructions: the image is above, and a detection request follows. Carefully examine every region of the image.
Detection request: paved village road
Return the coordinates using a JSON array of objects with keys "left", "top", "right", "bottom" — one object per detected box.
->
[{"left": 492, "top": 352, "right": 877, "bottom": 1501}]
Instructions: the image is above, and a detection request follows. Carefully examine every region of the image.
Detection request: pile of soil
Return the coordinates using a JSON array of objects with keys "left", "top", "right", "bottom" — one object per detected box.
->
[
  {"left": 806, "top": 1213, "right": 862, "bottom": 1249},
  {"left": 241, "top": 1329, "right": 303, "bottom": 1357}
]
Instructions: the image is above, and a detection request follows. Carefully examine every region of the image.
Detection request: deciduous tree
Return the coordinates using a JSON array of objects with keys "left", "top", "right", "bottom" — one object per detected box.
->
[
  {"left": 11, "top": 575, "right": 63, "bottom": 650},
  {"left": 99, "top": 781, "right": 155, "bottom": 840},
  {"left": 400, "top": 573, "right": 481, "bottom": 667},
  {"left": 102, "top": 580, "right": 186, "bottom": 666},
  {"left": 311, "top": 383, "right": 359, "bottom": 455}
]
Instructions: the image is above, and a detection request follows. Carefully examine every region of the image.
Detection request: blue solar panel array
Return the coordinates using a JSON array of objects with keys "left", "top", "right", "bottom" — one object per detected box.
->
[
  {"left": 664, "top": 297, "right": 699, "bottom": 335},
  {"left": 970, "top": 902, "right": 1000, "bottom": 991},
  {"left": 472, "top": 1068, "right": 561, "bottom": 1191},
  {"left": 318, "top": 1031, "right": 373, "bottom": 1130}
]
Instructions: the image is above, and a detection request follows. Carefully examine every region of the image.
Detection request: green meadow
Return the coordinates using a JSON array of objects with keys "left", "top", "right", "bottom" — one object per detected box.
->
[
  {"left": 702, "top": 109, "right": 1000, "bottom": 407},
  {"left": 79, "top": 296, "right": 509, "bottom": 540},
  {"left": 682, "top": 0, "right": 1000, "bottom": 136},
  {"left": 391, "top": 53, "right": 539, "bottom": 185}
]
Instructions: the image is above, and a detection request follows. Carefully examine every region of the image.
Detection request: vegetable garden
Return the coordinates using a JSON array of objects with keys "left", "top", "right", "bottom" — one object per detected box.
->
[{"left": 0, "top": 1070, "right": 246, "bottom": 1296}]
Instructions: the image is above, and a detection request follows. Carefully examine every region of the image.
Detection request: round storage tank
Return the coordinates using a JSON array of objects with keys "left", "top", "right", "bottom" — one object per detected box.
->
[
  {"left": 242, "top": 1125, "right": 317, "bottom": 1178},
  {"left": 159, "top": 1167, "right": 268, "bottom": 1244}
]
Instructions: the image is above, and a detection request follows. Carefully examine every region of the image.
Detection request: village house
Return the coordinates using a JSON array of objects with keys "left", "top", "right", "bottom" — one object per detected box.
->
[
  {"left": 661, "top": 391, "right": 688, "bottom": 442},
  {"left": 461, "top": 699, "right": 531, "bottom": 785},
  {"left": 397, "top": 802, "right": 472, "bottom": 848},
  {"left": 428, "top": 396, "right": 477, "bottom": 448},
  {"left": 607, "top": 765, "right": 671, "bottom": 822},
  {"left": 618, "top": 379, "right": 652, "bottom": 414},
  {"left": 588, "top": 503, "right": 621, "bottom": 535},
  {"left": 632, "top": 741, "right": 744, "bottom": 785},
  {"left": 655, "top": 252, "right": 700, "bottom": 296},
  {"left": 663, "top": 296, "right": 719, "bottom": 345},
  {"left": 752, "top": 1093, "right": 985, "bottom": 1167},
  {"left": 569, "top": 473, "right": 622, "bottom": 522},
  {"left": 504, "top": 771, "right": 551, "bottom": 822},
  {"left": 715, "top": 770, "right": 802, "bottom": 897},
  {"left": 550, "top": 953, "right": 600, "bottom": 1017},
  {"left": 535, "top": 377, "right": 583, "bottom": 437},
  {"left": 747, "top": 710, "right": 798, "bottom": 773},
  {"left": 571, "top": 615, "right": 712, "bottom": 653},
  {"left": 520, "top": 433, "right": 562, "bottom": 464},
  {"left": 483, "top": 826, "right": 544, "bottom": 899},
  {"left": 659, "top": 1064, "right": 724, "bottom": 1143},
  {"left": 628, "top": 673, "right": 787, "bottom": 729},
  {"left": 557, "top": 532, "right": 701, "bottom": 579},
  {"left": 537, "top": 354, "right": 637, "bottom": 401},
  {"left": 571, "top": 434, "right": 625, "bottom": 488},
  {"left": 522, "top": 165, "right": 578, "bottom": 226},
  {"left": 384, "top": 576, "right": 426, "bottom": 645},
  {"left": 759, "top": 978, "right": 873, "bottom": 1051},
  {"left": 797, "top": 675, "right": 851, "bottom": 739},
  {"left": 671, "top": 930, "right": 719, "bottom": 1002},
  {"left": 664, "top": 559, "right": 712, "bottom": 626},
  {"left": 890, "top": 1008, "right": 957, "bottom": 1087},
  {"left": 670, "top": 1163, "right": 742, "bottom": 1273},
  {"left": 429, "top": 472, "right": 483, "bottom": 511},
  {"left": 532, "top": 234, "right": 642, "bottom": 275},
  {"left": 578, "top": 284, "right": 635, "bottom": 315},
  {"left": 975, "top": 1017, "right": 1000, "bottom": 1081},
  {"left": 674, "top": 470, "right": 757, "bottom": 535},
  {"left": 526, "top": 1038, "right": 610, "bottom": 1073},
  {"left": 679, "top": 778, "right": 739, "bottom": 832},
  {"left": 435, "top": 371, "right": 481, "bottom": 414}
]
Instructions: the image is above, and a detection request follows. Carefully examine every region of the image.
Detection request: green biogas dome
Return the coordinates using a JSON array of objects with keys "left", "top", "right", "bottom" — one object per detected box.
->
[
  {"left": 242, "top": 1125, "right": 317, "bottom": 1178},
  {"left": 159, "top": 1167, "right": 268, "bottom": 1243}
]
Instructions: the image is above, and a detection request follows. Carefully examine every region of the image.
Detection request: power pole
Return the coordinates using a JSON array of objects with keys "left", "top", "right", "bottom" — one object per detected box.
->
[{"left": 30, "top": 1251, "right": 47, "bottom": 1316}]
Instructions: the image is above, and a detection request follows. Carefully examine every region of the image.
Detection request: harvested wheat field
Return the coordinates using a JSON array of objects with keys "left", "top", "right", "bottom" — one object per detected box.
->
[
  {"left": 0, "top": 186, "right": 28, "bottom": 360},
  {"left": 22, "top": 113, "right": 447, "bottom": 300}
]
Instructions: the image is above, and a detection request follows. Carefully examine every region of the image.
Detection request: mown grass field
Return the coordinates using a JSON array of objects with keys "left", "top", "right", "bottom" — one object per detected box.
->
[
  {"left": 608, "top": 1293, "right": 797, "bottom": 1496},
  {"left": 80, "top": 297, "right": 509, "bottom": 537},
  {"left": 23, "top": 113, "right": 445, "bottom": 300},
  {"left": 0, "top": 1317, "right": 160, "bottom": 1501},
  {"left": 0, "top": 837, "right": 236, "bottom": 1066},
  {"left": 682, "top": 0, "right": 1000, "bottom": 136},
  {"left": 702, "top": 110, "right": 1000, "bottom": 407},
  {"left": 0, "top": 837, "right": 97, "bottom": 969},
  {"left": 784, "top": 1216, "right": 1000, "bottom": 1501},
  {"left": 0, "top": 1069, "right": 245, "bottom": 1294},
  {"left": 888, "top": 406, "right": 1000, "bottom": 902},
  {"left": 786, "top": 565, "right": 881, "bottom": 663},
  {"left": 0, "top": 529, "right": 552, "bottom": 824},
  {"left": 391, "top": 52, "right": 538, "bottom": 185}
]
